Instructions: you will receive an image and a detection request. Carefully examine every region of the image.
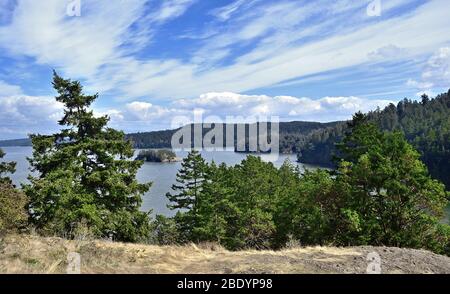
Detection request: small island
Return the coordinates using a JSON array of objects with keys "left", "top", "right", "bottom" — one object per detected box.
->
[{"left": 135, "top": 149, "right": 180, "bottom": 163}]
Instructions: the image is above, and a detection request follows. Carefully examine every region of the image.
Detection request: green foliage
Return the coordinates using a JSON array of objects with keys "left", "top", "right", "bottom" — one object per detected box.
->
[
  {"left": 299, "top": 90, "right": 450, "bottom": 189},
  {"left": 192, "top": 162, "right": 230, "bottom": 244},
  {"left": 23, "top": 72, "right": 152, "bottom": 242},
  {"left": 166, "top": 150, "right": 208, "bottom": 241},
  {"left": 331, "top": 114, "right": 449, "bottom": 251},
  {"left": 0, "top": 148, "right": 16, "bottom": 185},
  {"left": 273, "top": 167, "right": 335, "bottom": 247},
  {"left": 0, "top": 149, "right": 26, "bottom": 235},
  {"left": 159, "top": 114, "right": 449, "bottom": 255},
  {"left": 0, "top": 182, "right": 28, "bottom": 235},
  {"left": 164, "top": 154, "right": 280, "bottom": 250},
  {"left": 216, "top": 156, "right": 278, "bottom": 249},
  {"left": 150, "top": 215, "right": 181, "bottom": 245},
  {"left": 135, "top": 149, "right": 177, "bottom": 162}
]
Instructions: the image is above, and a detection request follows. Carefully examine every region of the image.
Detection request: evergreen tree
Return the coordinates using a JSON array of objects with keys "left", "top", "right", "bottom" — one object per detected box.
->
[
  {"left": 166, "top": 149, "right": 207, "bottom": 241},
  {"left": 0, "top": 148, "right": 16, "bottom": 185},
  {"left": 193, "top": 162, "right": 230, "bottom": 243},
  {"left": 23, "top": 72, "right": 151, "bottom": 242},
  {"left": 273, "top": 162, "right": 333, "bottom": 247},
  {"left": 224, "top": 156, "right": 277, "bottom": 249},
  {"left": 333, "top": 115, "right": 449, "bottom": 252},
  {"left": 0, "top": 148, "right": 27, "bottom": 234},
  {"left": 335, "top": 112, "right": 383, "bottom": 164},
  {"left": 299, "top": 89, "right": 450, "bottom": 189}
]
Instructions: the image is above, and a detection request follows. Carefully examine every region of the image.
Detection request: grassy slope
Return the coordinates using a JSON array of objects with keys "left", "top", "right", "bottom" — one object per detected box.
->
[{"left": 1, "top": 234, "right": 449, "bottom": 274}]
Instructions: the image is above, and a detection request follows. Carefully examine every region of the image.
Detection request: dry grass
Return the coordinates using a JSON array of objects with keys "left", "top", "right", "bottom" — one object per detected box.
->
[{"left": 0, "top": 234, "right": 449, "bottom": 274}]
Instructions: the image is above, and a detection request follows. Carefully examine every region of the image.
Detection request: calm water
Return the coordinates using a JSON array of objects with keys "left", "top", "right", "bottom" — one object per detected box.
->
[{"left": 2, "top": 147, "right": 319, "bottom": 217}]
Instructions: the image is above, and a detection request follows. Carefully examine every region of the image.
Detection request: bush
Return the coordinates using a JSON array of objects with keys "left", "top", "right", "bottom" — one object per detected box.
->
[
  {"left": 151, "top": 215, "right": 181, "bottom": 245},
  {"left": 0, "top": 182, "right": 28, "bottom": 235}
]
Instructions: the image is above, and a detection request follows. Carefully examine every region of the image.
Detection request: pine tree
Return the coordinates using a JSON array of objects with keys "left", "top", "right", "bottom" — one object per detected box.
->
[
  {"left": 224, "top": 156, "right": 277, "bottom": 249},
  {"left": 335, "top": 111, "right": 384, "bottom": 164},
  {"left": 334, "top": 115, "right": 449, "bottom": 252},
  {"left": 193, "top": 162, "right": 231, "bottom": 243},
  {"left": 166, "top": 150, "right": 207, "bottom": 211},
  {"left": 23, "top": 72, "right": 152, "bottom": 242},
  {"left": 166, "top": 150, "right": 207, "bottom": 241},
  {"left": 0, "top": 148, "right": 16, "bottom": 185}
]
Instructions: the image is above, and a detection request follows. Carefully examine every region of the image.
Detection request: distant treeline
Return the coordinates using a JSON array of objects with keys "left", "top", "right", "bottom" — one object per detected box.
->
[
  {"left": 0, "top": 121, "right": 341, "bottom": 153},
  {"left": 0, "top": 138, "right": 31, "bottom": 147},
  {"left": 126, "top": 121, "right": 342, "bottom": 153},
  {"left": 298, "top": 90, "right": 450, "bottom": 188}
]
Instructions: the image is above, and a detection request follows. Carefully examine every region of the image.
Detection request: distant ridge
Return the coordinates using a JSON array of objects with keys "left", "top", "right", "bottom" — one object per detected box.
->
[
  {"left": 0, "top": 138, "right": 31, "bottom": 147},
  {"left": 0, "top": 121, "right": 343, "bottom": 152}
]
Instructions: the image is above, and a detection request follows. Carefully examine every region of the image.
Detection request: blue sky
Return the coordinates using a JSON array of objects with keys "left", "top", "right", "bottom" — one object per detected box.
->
[{"left": 0, "top": 0, "right": 449, "bottom": 139}]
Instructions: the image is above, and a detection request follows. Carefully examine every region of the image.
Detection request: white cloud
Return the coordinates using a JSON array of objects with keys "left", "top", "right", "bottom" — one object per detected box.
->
[
  {"left": 86, "top": 0, "right": 450, "bottom": 100},
  {"left": 421, "top": 47, "right": 450, "bottom": 88},
  {"left": 407, "top": 47, "right": 450, "bottom": 93},
  {"left": 415, "top": 90, "right": 437, "bottom": 98},
  {"left": 150, "top": 0, "right": 196, "bottom": 23},
  {"left": 0, "top": 80, "right": 23, "bottom": 96},
  {"left": 173, "top": 92, "right": 394, "bottom": 122},
  {"left": 368, "top": 44, "right": 408, "bottom": 61},
  {"left": 0, "top": 0, "right": 150, "bottom": 78},
  {"left": 1, "top": 0, "right": 449, "bottom": 102},
  {"left": 210, "top": 0, "right": 254, "bottom": 21},
  {"left": 0, "top": 91, "right": 394, "bottom": 138},
  {"left": 101, "top": 92, "right": 395, "bottom": 133},
  {"left": 0, "top": 95, "right": 63, "bottom": 138},
  {"left": 0, "top": 0, "right": 193, "bottom": 83},
  {"left": 406, "top": 79, "right": 433, "bottom": 90}
]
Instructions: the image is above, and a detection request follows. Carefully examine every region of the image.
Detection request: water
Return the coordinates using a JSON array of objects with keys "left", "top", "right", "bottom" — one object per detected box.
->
[{"left": 2, "top": 147, "right": 320, "bottom": 217}]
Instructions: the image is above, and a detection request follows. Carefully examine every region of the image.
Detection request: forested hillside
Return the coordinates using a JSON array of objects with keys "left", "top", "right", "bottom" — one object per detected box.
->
[
  {"left": 0, "top": 138, "right": 31, "bottom": 147},
  {"left": 298, "top": 90, "right": 450, "bottom": 187},
  {"left": 125, "top": 129, "right": 176, "bottom": 149},
  {"left": 1, "top": 121, "right": 342, "bottom": 153},
  {"left": 126, "top": 121, "right": 342, "bottom": 152}
]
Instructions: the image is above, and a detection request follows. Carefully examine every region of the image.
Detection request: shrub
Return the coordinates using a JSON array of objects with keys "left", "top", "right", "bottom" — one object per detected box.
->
[
  {"left": 151, "top": 215, "right": 181, "bottom": 245},
  {"left": 0, "top": 182, "right": 28, "bottom": 235}
]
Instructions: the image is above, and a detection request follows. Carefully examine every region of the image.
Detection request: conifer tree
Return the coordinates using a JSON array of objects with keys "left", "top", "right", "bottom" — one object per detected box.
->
[
  {"left": 193, "top": 162, "right": 231, "bottom": 243},
  {"left": 166, "top": 150, "right": 207, "bottom": 211},
  {"left": 334, "top": 114, "right": 449, "bottom": 251},
  {"left": 0, "top": 148, "right": 16, "bottom": 185},
  {"left": 24, "top": 72, "right": 151, "bottom": 241},
  {"left": 335, "top": 111, "right": 384, "bottom": 164},
  {"left": 0, "top": 148, "right": 27, "bottom": 234},
  {"left": 166, "top": 149, "right": 207, "bottom": 240}
]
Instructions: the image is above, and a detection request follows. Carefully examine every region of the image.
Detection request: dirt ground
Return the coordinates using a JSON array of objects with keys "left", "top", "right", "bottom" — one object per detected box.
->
[{"left": 0, "top": 234, "right": 449, "bottom": 274}]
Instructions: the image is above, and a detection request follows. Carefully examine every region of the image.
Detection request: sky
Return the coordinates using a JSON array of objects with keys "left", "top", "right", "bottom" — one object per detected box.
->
[{"left": 0, "top": 0, "right": 449, "bottom": 139}]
